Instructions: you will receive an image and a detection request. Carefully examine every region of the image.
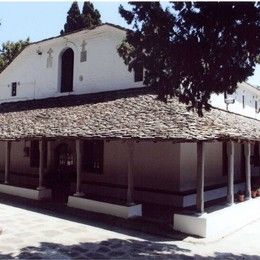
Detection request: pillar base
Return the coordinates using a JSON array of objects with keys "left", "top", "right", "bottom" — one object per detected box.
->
[
  {"left": 68, "top": 196, "right": 142, "bottom": 219},
  {"left": 0, "top": 184, "right": 51, "bottom": 200},
  {"left": 226, "top": 202, "right": 234, "bottom": 207},
  {"left": 36, "top": 186, "right": 46, "bottom": 191},
  {"left": 195, "top": 211, "right": 206, "bottom": 217},
  {"left": 4, "top": 181, "right": 9, "bottom": 185},
  {"left": 74, "top": 192, "right": 85, "bottom": 197},
  {"left": 127, "top": 201, "right": 136, "bottom": 206},
  {"left": 174, "top": 197, "right": 260, "bottom": 238}
]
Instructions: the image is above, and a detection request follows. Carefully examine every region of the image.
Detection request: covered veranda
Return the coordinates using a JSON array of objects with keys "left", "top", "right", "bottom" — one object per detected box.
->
[{"left": 0, "top": 89, "right": 259, "bottom": 237}]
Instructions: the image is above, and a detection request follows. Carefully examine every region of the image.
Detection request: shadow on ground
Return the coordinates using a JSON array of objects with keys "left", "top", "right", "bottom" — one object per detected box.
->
[
  {"left": 0, "top": 192, "right": 186, "bottom": 241},
  {"left": 0, "top": 238, "right": 259, "bottom": 259}
]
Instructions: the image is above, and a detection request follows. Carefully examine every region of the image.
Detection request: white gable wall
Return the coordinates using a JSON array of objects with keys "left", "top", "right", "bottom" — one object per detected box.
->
[{"left": 0, "top": 25, "right": 143, "bottom": 103}]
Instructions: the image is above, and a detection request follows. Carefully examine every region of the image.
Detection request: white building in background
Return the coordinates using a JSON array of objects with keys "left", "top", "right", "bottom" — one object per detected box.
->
[
  {"left": 210, "top": 81, "right": 260, "bottom": 120},
  {"left": 0, "top": 23, "right": 259, "bottom": 239}
]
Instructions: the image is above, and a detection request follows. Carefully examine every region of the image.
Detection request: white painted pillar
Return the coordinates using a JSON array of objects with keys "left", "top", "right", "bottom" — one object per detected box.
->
[
  {"left": 244, "top": 142, "right": 251, "bottom": 200},
  {"left": 196, "top": 141, "right": 205, "bottom": 214},
  {"left": 37, "top": 139, "right": 46, "bottom": 190},
  {"left": 127, "top": 140, "right": 135, "bottom": 205},
  {"left": 47, "top": 140, "right": 54, "bottom": 171},
  {"left": 4, "top": 141, "right": 11, "bottom": 184},
  {"left": 74, "top": 139, "right": 84, "bottom": 197},
  {"left": 227, "top": 141, "right": 235, "bottom": 205}
]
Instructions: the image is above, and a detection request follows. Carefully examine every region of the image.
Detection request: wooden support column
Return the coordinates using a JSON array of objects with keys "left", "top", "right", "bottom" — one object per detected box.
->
[
  {"left": 244, "top": 142, "right": 251, "bottom": 200},
  {"left": 196, "top": 141, "right": 205, "bottom": 214},
  {"left": 74, "top": 139, "right": 84, "bottom": 197},
  {"left": 37, "top": 139, "right": 46, "bottom": 190},
  {"left": 127, "top": 140, "right": 135, "bottom": 205},
  {"left": 47, "top": 140, "right": 54, "bottom": 171},
  {"left": 4, "top": 141, "right": 11, "bottom": 184},
  {"left": 227, "top": 141, "right": 235, "bottom": 205}
]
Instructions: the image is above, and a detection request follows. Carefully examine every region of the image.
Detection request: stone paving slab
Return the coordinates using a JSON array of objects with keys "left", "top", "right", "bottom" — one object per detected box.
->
[{"left": 0, "top": 203, "right": 260, "bottom": 259}]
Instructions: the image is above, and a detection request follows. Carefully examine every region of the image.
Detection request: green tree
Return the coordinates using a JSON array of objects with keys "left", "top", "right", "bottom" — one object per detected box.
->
[
  {"left": 118, "top": 2, "right": 260, "bottom": 115},
  {"left": 82, "top": 1, "right": 101, "bottom": 28},
  {"left": 61, "top": 1, "right": 101, "bottom": 35},
  {"left": 0, "top": 38, "right": 30, "bottom": 73},
  {"left": 61, "top": 1, "right": 83, "bottom": 35}
]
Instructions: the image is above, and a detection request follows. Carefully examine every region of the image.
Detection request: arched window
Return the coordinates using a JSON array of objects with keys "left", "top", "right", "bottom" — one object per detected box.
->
[{"left": 60, "top": 48, "right": 74, "bottom": 93}]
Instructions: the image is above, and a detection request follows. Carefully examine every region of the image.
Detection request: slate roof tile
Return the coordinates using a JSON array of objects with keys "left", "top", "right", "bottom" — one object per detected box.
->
[{"left": 0, "top": 89, "right": 258, "bottom": 142}]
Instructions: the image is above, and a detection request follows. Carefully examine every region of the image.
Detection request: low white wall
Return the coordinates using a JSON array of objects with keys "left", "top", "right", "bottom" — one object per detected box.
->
[
  {"left": 0, "top": 184, "right": 51, "bottom": 200},
  {"left": 182, "top": 182, "right": 245, "bottom": 207},
  {"left": 174, "top": 197, "right": 260, "bottom": 238},
  {"left": 67, "top": 196, "right": 142, "bottom": 219}
]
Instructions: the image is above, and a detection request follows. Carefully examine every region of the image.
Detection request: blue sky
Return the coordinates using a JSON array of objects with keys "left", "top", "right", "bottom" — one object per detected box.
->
[
  {"left": 0, "top": 1, "right": 259, "bottom": 86},
  {"left": 0, "top": 2, "right": 130, "bottom": 43}
]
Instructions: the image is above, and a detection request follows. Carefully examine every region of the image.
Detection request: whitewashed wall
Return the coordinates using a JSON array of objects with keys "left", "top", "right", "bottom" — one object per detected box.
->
[
  {"left": 210, "top": 82, "right": 260, "bottom": 120},
  {"left": 80, "top": 140, "right": 181, "bottom": 191},
  {"left": 179, "top": 142, "right": 243, "bottom": 191},
  {"left": 0, "top": 141, "right": 38, "bottom": 174},
  {"left": 0, "top": 25, "right": 143, "bottom": 103},
  {"left": 0, "top": 140, "right": 180, "bottom": 191},
  {"left": 0, "top": 139, "right": 258, "bottom": 205}
]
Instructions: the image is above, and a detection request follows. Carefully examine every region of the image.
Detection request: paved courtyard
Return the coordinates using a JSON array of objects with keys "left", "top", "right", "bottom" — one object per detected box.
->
[{"left": 0, "top": 202, "right": 259, "bottom": 259}]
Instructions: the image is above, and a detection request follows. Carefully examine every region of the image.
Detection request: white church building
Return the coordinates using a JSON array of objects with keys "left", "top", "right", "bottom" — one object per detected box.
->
[{"left": 0, "top": 23, "right": 259, "bottom": 238}]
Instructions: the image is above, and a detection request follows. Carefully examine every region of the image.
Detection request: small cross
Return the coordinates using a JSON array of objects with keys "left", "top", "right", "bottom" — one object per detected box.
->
[
  {"left": 81, "top": 40, "right": 87, "bottom": 51},
  {"left": 47, "top": 48, "right": 53, "bottom": 56}
]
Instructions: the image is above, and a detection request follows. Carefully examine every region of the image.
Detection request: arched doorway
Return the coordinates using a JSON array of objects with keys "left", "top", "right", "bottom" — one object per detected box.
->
[{"left": 60, "top": 48, "right": 74, "bottom": 93}]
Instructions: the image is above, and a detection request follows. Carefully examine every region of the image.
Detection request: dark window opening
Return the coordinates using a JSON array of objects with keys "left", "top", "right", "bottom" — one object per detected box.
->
[
  {"left": 224, "top": 92, "right": 227, "bottom": 100},
  {"left": 58, "top": 147, "right": 74, "bottom": 166},
  {"left": 11, "top": 82, "right": 17, "bottom": 96},
  {"left": 60, "top": 48, "right": 74, "bottom": 93},
  {"left": 242, "top": 95, "right": 245, "bottom": 108},
  {"left": 253, "top": 143, "right": 259, "bottom": 167},
  {"left": 134, "top": 63, "right": 143, "bottom": 82},
  {"left": 255, "top": 101, "right": 258, "bottom": 113},
  {"left": 30, "top": 140, "right": 47, "bottom": 168},
  {"left": 30, "top": 140, "right": 39, "bottom": 167},
  {"left": 222, "top": 142, "right": 228, "bottom": 176},
  {"left": 83, "top": 140, "right": 104, "bottom": 174},
  {"left": 241, "top": 144, "right": 246, "bottom": 180},
  {"left": 24, "top": 147, "right": 30, "bottom": 157}
]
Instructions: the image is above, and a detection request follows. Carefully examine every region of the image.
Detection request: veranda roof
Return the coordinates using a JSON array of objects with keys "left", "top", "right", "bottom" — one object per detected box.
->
[{"left": 0, "top": 88, "right": 259, "bottom": 142}]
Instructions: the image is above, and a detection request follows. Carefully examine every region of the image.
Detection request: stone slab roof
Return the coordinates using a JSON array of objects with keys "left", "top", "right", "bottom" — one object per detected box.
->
[{"left": 0, "top": 89, "right": 259, "bottom": 142}]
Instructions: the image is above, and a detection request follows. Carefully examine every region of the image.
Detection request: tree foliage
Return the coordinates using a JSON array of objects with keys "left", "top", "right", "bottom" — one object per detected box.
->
[
  {"left": 82, "top": 2, "right": 101, "bottom": 28},
  {"left": 0, "top": 38, "right": 30, "bottom": 73},
  {"left": 118, "top": 2, "right": 260, "bottom": 115},
  {"left": 61, "top": 1, "right": 101, "bottom": 35},
  {"left": 61, "top": 2, "right": 83, "bottom": 35}
]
